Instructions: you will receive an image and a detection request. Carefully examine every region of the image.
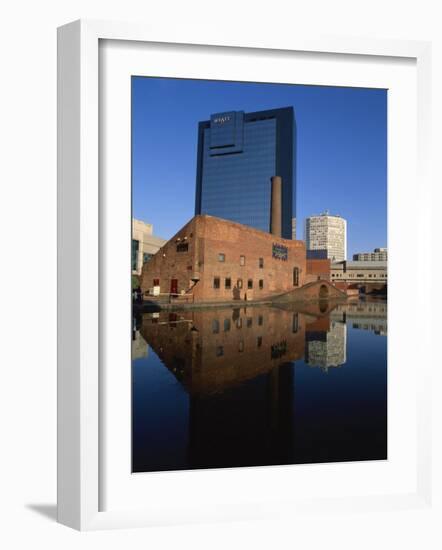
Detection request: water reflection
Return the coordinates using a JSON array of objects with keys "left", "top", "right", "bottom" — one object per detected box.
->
[{"left": 132, "top": 299, "right": 387, "bottom": 472}]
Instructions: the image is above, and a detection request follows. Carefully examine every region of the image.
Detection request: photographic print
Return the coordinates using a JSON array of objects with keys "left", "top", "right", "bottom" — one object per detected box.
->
[{"left": 131, "top": 77, "right": 387, "bottom": 473}]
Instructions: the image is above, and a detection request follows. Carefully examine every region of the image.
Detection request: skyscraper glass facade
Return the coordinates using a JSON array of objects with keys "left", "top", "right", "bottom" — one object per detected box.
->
[{"left": 195, "top": 107, "right": 295, "bottom": 239}]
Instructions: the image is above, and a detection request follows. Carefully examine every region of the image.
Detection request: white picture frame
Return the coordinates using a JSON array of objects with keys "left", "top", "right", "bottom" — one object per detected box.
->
[{"left": 57, "top": 19, "right": 435, "bottom": 531}]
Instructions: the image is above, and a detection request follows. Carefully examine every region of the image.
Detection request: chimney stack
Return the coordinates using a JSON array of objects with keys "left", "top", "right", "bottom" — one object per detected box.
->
[{"left": 270, "top": 176, "right": 282, "bottom": 237}]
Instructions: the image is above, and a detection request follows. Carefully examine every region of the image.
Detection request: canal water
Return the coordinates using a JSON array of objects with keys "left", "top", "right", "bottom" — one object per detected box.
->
[{"left": 132, "top": 299, "right": 387, "bottom": 472}]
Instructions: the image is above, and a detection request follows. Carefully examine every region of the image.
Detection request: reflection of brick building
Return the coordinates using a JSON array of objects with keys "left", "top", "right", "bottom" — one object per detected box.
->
[
  {"left": 140, "top": 306, "right": 307, "bottom": 395},
  {"left": 140, "top": 214, "right": 311, "bottom": 303}
]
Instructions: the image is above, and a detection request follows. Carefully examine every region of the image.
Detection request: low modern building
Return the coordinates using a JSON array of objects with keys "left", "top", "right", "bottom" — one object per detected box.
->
[
  {"left": 331, "top": 260, "right": 388, "bottom": 284},
  {"left": 132, "top": 218, "right": 166, "bottom": 276},
  {"left": 305, "top": 211, "right": 347, "bottom": 262},
  {"left": 353, "top": 248, "right": 388, "bottom": 262}
]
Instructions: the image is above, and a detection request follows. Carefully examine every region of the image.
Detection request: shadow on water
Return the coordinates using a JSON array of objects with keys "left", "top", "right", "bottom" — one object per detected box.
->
[{"left": 132, "top": 298, "right": 387, "bottom": 472}]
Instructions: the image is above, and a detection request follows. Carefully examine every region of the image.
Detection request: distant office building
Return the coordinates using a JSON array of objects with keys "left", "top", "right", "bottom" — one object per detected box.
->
[
  {"left": 305, "top": 211, "right": 347, "bottom": 262},
  {"left": 132, "top": 219, "right": 166, "bottom": 275},
  {"left": 353, "top": 248, "right": 388, "bottom": 262},
  {"left": 331, "top": 260, "right": 387, "bottom": 283},
  {"left": 291, "top": 217, "right": 297, "bottom": 240},
  {"left": 195, "top": 107, "right": 296, "bottom": 239}
]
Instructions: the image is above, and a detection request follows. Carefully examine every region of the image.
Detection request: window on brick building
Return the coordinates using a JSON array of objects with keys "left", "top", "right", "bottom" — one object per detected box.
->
[
  {"left": 259, "top": 279, "right": 264, "bottom": 289},
  {"left": 218, "top": 253, "right": 225, "bottom": 262},
  {"left": 225, "top": 277, "right": 231, "bottom": 289},
  {"left": 247, "top": 317, "right": 253, "bottom": 328},
  {"left": 216, "top": 346, "right": 224, "bottom": 357},
  {"left": 153, "top": 278, "right": 159, "bottom": 286},
  {"left": 259, "top": 257, "right": 264, "bottom": 268},
  {"left": 292, "top": 313, "right": 299, "bottom": 333},
  {"left": 257, "top": 336, "right": 262, "bottom": 348},
  {"left": 248, "top": 279, "right": 253, "bottom": 289},
  {"left": 237, "top": 278, "right": 243, "bottom": 289},
  {"left": 224, "top": 319, "right": 231, "bottom": 332},
  {"left": 176, "top": 242, "right": 189, "bottom": 252},
  {"left": 240, "top": 255, "right": 246, "bottom": 266},
  {"left": 293, "top": 267, "right": 299, "bottom": 286},
  {"left": 212, "top": 319, "right": 220, "bottom": 334},
  {"left": 258, "top": 315, "right": 263, "bottom": 326},
  {"left": 213, "top": 277, "right": 220, "bottom": 289}
]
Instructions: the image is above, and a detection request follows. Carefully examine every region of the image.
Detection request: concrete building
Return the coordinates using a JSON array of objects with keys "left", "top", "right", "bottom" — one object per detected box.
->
[
  {"left": 291, "top": 217, "right": 297, "bottom": 240},
  {"left": 305, "top": 211, "right": 347, "bottom": 262},
  {"left": 353, "top": 248, "right": 388, "bottom": 262},
  {"left": 132, "top": 218, "right": 166, "bottom": 276},
  {"left": 331, "top": 260, "right": 388, "bottom": 284},
  {"left": 195, "top": 108, "right": 296, "bottom": 239}
]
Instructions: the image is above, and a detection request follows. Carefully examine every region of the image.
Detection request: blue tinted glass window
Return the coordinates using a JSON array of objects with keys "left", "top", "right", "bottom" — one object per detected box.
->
[{"left": 200, "top": 118, "right": 277, "bottom": 232}]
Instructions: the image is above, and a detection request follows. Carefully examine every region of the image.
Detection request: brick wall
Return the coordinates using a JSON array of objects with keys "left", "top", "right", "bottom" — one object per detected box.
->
[
  {"left": 141, "top": 215, "right": 308, "bottom": 303},
  {"left": 140, "top": 217, "right": 198, "bottom": 296},
  {"left": 305, "top": 258, "right": 331, "bottom": 283}
]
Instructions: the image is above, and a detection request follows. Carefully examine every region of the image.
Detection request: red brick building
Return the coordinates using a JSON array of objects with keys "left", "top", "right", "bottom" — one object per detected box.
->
[
  {"left": 306, "top": 258, "right": 331, "bottom": 282},
  {"left": 140, "top": 214, "right": 317, "bottom": 303}
]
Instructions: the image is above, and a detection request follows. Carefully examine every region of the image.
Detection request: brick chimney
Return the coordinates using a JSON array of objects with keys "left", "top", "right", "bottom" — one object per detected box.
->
[{"left": 270, "top": 176, "right": 282, "bottom": 237}]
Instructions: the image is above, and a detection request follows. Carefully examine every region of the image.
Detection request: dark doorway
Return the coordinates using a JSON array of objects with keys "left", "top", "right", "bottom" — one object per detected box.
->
[
  {"left": 170, "top": 279, "right": 178, "bottom": 295},
  {"left": 319, "top": 284, "right": 329, "bottom": 299}
]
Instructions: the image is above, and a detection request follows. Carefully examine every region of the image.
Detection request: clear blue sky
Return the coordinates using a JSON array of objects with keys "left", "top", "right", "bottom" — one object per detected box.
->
[{"left": 132, "top": 77, "right": 387, "bottom": 257}]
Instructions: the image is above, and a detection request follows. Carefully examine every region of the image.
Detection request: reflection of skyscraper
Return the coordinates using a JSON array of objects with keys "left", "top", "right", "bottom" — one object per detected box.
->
[
  {"left": 195, "top": 108, "right": 295, "bottom": 239},
  {"left": 305, "top": 320, "right": 347, "bottom": 371}
]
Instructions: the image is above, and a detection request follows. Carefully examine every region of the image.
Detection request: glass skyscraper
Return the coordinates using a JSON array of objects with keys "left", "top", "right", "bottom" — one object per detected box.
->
[{"left": 195, "top": 107, "right": 295, "bottom": 239}]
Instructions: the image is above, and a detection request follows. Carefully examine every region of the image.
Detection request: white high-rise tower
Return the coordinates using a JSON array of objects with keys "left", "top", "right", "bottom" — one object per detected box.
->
[{"left": 304, "top": 211, "right": 347, "bottom": 262}]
